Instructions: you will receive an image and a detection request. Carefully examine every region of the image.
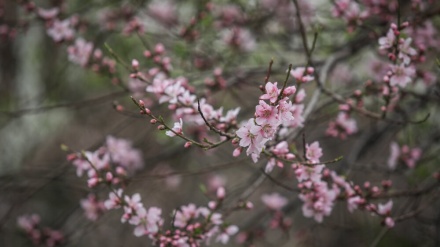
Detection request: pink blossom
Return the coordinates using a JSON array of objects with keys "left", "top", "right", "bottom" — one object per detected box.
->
[
  {"left": 255, "top": 100, "right": 278, "bottom": 125},
  {"left": 85, "top": 150, "right": 110, "bottom": 170},
  {"left": 378, "top": 29, "right": 395, "bottom": 50},
  {"left": 67, "top": 38, "right": 93, "bottom": 67},
  {"left": 384, "top": 217, "right": 395, "bottom": 228},
  {"left": 166, "top": 118, "right": 183, "bottom": 137},
  {"left": 47, "top": 19, "right": 75, "bottom": 42},
  {"left": 347, "top": 196, "right": 363, "bottom": 213},
  {"left": 295, "top": 164, "right": 325, "bottom": 182},
  {"left": 290, "top": 67, "right": 314, "bottom": 83},
  {"left": 106, "top": 136, "right": 143, "bottom": 173},
  {"left": 80, "top": 194, "right": 105, "bottom": 221},
  {"left": 236, "top": 119, "right": 266, "bottom": 159},
  {"left": 260, "top": 82, "right": 280, "bottom": 103},
  {"left": 216, "top": 225, "right": 239, "bottom": 244},
  {"left": 277, "top": 99, "right": 295, "bottom": 125},
  {"left": 261, "top": 193, "right": 288, "bottom": 210},
  {"left": 174, "top": 204, "right": 199, "bottom": 228},
  {"left": 104, "top": 189, "right": 123, "bottom": 209},
  {"left": 222, "top": 27, "right": 256, "bottom": 52},
  {"left": 326, "top": 112, "right": 358, "bottom": 139},
  {"left": 17, "top": 214, "right": 40, "bottom": 232},
  {"left": 378, "top": 200, "right": 393, "bottom": 215},
  {"left": 398, "top": 38, "right": 417, "bottom": 65},
  {"left": 306, "top": 141, "right": 323, "bottom": 163},
  {"left": 299, "top": 181, "right": 337, "bottom": 223},
  {"left": 389, "top": 64, "right": 415, "bottom": 87}
]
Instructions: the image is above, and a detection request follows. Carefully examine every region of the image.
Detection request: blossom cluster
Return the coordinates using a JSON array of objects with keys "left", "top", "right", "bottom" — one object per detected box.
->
[
  {"left": 235, "top": 77, "right": 309, "bottom": 163},
  {"left": 65, "top": 137, "right": 240, "bottom": 246},
  {"left": 17, "top": 214, "right": 64, "bottom": 247}
]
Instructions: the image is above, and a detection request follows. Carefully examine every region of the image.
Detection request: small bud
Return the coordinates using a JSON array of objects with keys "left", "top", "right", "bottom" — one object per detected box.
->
[
  {"left": 144, "top": 50, "right": 151, "bottom": 58},
  {"left": 208, "top": 201, "right": 217, "bottom": 209},
  {"left": 184, "top": 142, "right": 192, "bottom": 148},
  {"left": 245, "top": 201, "right": 254, "bottom": 209},
  {"left": 116, "top": 167, "right": 127, "bottom": 176},
  {"left": 106, "top": 172, "right": 113, "bottom": 182},
  {"left": 158, "top": 125, "right": 166, "bottom": 130},
  {"left": 150, "top": 119, "right": 157, "bottom": 124},
  {"left": 155, "top": 43, "right": 165, "bottom": 54},
  {"left": 401, "top": 21, "right": 409, "bottom": 29},
  {"left": 232, "top": 147, "right": 242, "bottom": 157},
  {"left": 384, "top": 217, "right": 395, "bottom": 228},
  {"left": 116, "top": 105, "right": 124, "bottom": 112},
  {"left": 131, "top": 59, "right": 139, "bottom": 70},
  {"left": 285, "top": 153, "right": 295, "bottom": 160},
  {"left": 364, "top": 181, "right": 370, "bottom": 188},
  {"left": 217, "top": 187, "right": 225, "bottom": 200}
]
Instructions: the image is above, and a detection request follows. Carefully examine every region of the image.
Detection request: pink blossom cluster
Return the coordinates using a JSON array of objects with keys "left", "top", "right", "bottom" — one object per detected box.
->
[
  {"left": 342, "top": 180, "right": 395, "bottom": 228},
  {"left": 326, "top": 111, "right": 358, "bottom": 139},
  {"left": 101, "top": 187, "right": 239, "bottom": 246},
  {"left": 388, "top": 142, "right": 422, "bottom": 170},
  {"left": 68, "top": 135, "right": 143, "bottom": 187},
  {"left": 379, "top": 24, "right": 418, "bottom": 88},
  {"left": 17, "top": 214, "right": 64, "bottom": 247},
  {"left": 68, "top": 142, "right": 240, "bottom": 246},
  {"left": 80, "top": 194, "right": 106, "bottom": 221},
  {"left": 290, "top": 142, "right": 338, "bottom": 222},
  {"left": 235, "top": 80, "right": 304, "bottom": 162}
]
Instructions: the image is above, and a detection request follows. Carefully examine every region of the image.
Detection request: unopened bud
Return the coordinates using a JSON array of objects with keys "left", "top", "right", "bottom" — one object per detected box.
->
[
  {"left": 232, "top": 147, "right": 242, "bottom": 157},
  {"left": 106, "top": 172, "right": 113, "bottom": 182},
  {"left": 184, "top": 142, "right": 192, "bottom": 148},
  {"left": 158, "top": 125, "right": 166, "bottom": 130},
  {"left": 217, "top": 187, "right": 225, "bottom": 199},
  {"left": 150, "top": 119, "right": 157, "bottom": 124},
  {"left": 131, "top": 59, "right": 139, "bottom": 70}
]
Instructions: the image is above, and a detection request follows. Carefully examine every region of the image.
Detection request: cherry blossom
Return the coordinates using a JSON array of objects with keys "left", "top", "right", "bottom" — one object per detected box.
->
[
  {"left": 261, "top": 193, "right": 288, "bottom": 210},
  {"left": 305, "top": 141, "right": 323, "bottom": 163},
  {"left": 389, "top": 64, "right": 415, "bottom": 87},
  {"left": 47, "top": 19, "right": 75, "bottom": 42},
  {"left": 166, "top": 118, "right": 184, "bottom": 137}
]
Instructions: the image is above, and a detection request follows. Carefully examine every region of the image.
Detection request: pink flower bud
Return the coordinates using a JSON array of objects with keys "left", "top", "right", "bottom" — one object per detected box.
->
[
  {"left": 184, "top": 142, "right": 192, "bottom": 148},
  {"left": 217, "top": 187, "right": 225, "bottom": 199},
  {"left": 384, "top": 217, "right": 395, "bottom": 228},
  {"left": 155, "top": 43, "right": 165, "bottom": 54},
  {"left": 143, "top": 50, "right": 151, "bottom": 58},
  {"left": 116, "top": 105, "right": 124, "bottom": 112},
  {"left": 88, "top": 177, "right": 99, "bottom": 188},
  {"left": 158, "top": 125, "right": 165, "bottom": 130},
  {"left": 131, "top": 59, "right": 139, "bottom": 70},
  {"left": 208, "top": 201, "right": 216, "bottom": 209},
  {"left": 285, "top": 153, "right": 295, "bottom": 160},
  {"left": 106, "top": 172, "right": 113, "bottom": 182},
  {"left": 232, "top": 147, "right": 242, "bottom": 157},
  {"left": 116, "top": 167, "right": 126, "bottom": 176},
  {"left": 150, "top": 119, "right": 157, "bottom": 124}
]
